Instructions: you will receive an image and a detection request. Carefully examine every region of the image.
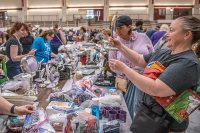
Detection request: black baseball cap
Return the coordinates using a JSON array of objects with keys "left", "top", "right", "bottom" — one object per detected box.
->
[{"left": 116, "top": 15, "right": 132, "bottom": 27}]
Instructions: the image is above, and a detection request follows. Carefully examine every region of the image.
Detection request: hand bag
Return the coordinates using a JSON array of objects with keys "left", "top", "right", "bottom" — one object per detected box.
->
[{"left": 130, "top": 102, "right": 170, "bottom": 133}]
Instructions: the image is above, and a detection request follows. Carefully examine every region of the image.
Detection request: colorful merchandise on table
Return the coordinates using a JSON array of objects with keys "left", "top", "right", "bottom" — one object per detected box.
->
[
  {"left": 48, "top": 92, "right": 73, "bottom": 102},
  {"left": 49, "top": 113, "right": 67, "bottom": 132},
  {"left": 64, "top": 111, "right": 98, "bottom": 133},
  {"left": 90, "top": 86, "right": 120, "bottom": 97},
  {"left": 23, "top": 108, "right": 50, "bottom": 133},
  {"left": 99, "top": 106, "right": 127, "bottom": 123},
  {"left": 102, "top": 120, "right": 120, "bottom": 133},
  {"left": 6, "top": 116, "right": 25, "bottom": 132},
  {"left": 46, "top": 101, "right": 75, "bottom": 115}
]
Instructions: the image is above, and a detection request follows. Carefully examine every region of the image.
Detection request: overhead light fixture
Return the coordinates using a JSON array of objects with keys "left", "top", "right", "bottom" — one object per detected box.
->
[
  {"left": 28, "top": 9, "right": 61, "bottom": 12},
  {"left": 6, "top": 10, "right": 18, "bottom": 12},
  {"left": 109, "top": 4, "right": 147, "bottom": 6},
  {"left": 154, "top": 3, "right": 192, "bottom": 6},
  {"left": 67, "top": 7, "right": 102, "bottom": 10},
  {"left": 68, "top": 4, "right": 103, "bottom": 7},
  {"left": 67, "top": 8, "right": 79, "bottom": 11},
  {"left": 28, "top": 6, "right": 61, "bottom": 8},
  {"left": 109, "top": 7, "right": 147, "bottom": 10}
]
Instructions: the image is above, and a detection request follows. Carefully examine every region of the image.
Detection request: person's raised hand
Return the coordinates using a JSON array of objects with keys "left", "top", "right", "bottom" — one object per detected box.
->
[
  {"left": 109, "top": 59, "right": 127, "bottom": 72},
  {"left": 108, "top": 37, "right": 122, "bottom": 49}
]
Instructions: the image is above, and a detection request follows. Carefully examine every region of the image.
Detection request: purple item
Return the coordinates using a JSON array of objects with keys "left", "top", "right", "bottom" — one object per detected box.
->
[
  {"left": 104, "top": 106, "right": 111, "bottom": 118},
  {"left": 112, "top": 107, "right": 121, "bottom": 119},
  {"left": 112, "top": 106, "right": 120, "bottom": 111},
  {"left": 108, "top": 110, "right": 117, "bottom": 121},
  {"left": 118, "top": 110, "right": 127, "bottom": 122},
  {"left": 150, "top": 31, "right": 166, "bottom": 46},
  {"left": 51, "top": 32, "right": 62, "bottom": 45}
]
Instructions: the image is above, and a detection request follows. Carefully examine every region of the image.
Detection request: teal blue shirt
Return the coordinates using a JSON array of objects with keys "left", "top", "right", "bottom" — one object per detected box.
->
[{"left": 32, "top": 37, "right": 52, "bottom": 63}]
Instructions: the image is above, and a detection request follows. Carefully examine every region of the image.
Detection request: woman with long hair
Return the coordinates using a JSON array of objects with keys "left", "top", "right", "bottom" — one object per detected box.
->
[{"left": 5, "top": 22, "right": 35, "bottom": 79}]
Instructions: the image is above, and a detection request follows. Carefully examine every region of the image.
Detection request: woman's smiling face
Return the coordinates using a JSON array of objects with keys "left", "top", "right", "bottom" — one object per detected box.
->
[{"left": 166, "top": 19, "right": 187, "bottom": 50}]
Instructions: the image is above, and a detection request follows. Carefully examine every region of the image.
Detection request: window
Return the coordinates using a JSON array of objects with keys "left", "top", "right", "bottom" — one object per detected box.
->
[
  {"left": 154, "top": 8, "right": 166, "bottom": 20},
  {"left": 86, "top": 10, "right": 94, "bottom": 19},
  {"left": 173, "top": 8, "right": 192, "bottom": 19}
]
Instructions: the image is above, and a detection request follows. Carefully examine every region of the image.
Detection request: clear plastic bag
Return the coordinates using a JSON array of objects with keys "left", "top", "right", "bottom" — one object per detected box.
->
[
  {"left": 48, "top": 113, "right": 67, "bottom": 132},
  {"left": 2, "top": 80, "right": 29, "bottom": 91},
  {"left": 38, "top": 122, "right": 56, "bottom": 133},
  {"left": 23, "top": 108, "right": 48, "bottom": 133},
  {"left": 63, "top": 111, "right": 98, "bottom": 133},
  {"left": 6, "top": 115, "right": 25, "bottom": 133},
  {"left": 0, "top": 115, "right": 8, "bottom": 133},
  {"left": 47, "top": 92, "right": 73, "bottom": 102}
]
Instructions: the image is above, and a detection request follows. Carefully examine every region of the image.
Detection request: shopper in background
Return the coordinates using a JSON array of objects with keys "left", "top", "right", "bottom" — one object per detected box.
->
[
  {"left": 32, "top": 30, "right": 57, "bottom": 63},
  {"left": 5, "top": 22, "right": 35, "bottom": 79},
  {"left": 0, "top": 31, "right": 6, "bottom": 45},
  {"left": 151, "top": 24, "right": 169, "bottom": 46},
  {"left": 20, "top": 23, "right": 34, "bottom": 54},
  {"left": 78, "top": 26, "right": 89, "bottom": 42},
  {"left": 51, "top": 24, "right": 66, "bottom": 54},
  {"left": 133, "top": 20, "right": 144, "bottom": 33}
]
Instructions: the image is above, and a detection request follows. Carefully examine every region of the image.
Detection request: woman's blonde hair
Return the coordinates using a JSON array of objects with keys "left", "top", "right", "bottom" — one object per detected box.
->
[{"left": 160, "top": 24, "right": 169, "bottom": 32}]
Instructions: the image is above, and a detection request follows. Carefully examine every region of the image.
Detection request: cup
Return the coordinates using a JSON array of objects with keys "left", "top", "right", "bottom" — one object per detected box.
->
[
  {"left": 118, "top": 110, "right": 127, "bottom": 123},
  {"left": 108, "top": 110, "right": 117, "bottom": 121},
  {"left": 104, "top": 106, "right": 111, "bottom": 118}
]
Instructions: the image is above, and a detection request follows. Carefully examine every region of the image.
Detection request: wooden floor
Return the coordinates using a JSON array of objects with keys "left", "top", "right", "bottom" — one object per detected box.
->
[{"left": 37, "top": 80, "right": 67, "bottom": 108}]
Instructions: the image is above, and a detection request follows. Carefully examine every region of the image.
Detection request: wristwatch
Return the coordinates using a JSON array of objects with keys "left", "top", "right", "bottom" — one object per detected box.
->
[{"left": 10, "top": 105, "right": 16, "bottom": 114}]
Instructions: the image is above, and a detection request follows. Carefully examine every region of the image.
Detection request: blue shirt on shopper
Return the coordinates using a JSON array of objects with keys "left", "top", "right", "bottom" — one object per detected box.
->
[{"left": 32, "top": 37, "right": 52, "bottom": 63}]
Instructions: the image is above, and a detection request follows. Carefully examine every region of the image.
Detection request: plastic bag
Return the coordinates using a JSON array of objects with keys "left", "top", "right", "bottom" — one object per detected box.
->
[
  {"left": 2, "top": 80, "right": 26, "bottom": 91},
  {"left": 38, "top": 122, "right": 56, "bottom": 133},
  {"left": 49, "top": 113, "right": 67, "bottom": 132},
  {"left": 100, "top": 120, "right": 120, "bottom": 133},
  {"left": 7, "top": 115, "right": 25, "bottom": 133},
  {"left": 47, "top": 92, "right": 73, "bottom": 102},
  {"left": 23, "top": 108, "right": 48, "bottom": 133},
  {"left": 0, "top": 115, "right": 8, "bottom": 133},
  {"left": 64, "top": 111, "right": 98, "bottom": 133},
  {"left": 46, "top": 101, "right": 76, "bottom": 115}
]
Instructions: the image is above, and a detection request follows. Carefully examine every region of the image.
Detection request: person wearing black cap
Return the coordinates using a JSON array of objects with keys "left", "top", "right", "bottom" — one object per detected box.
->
[{"left": 109, "top": 15, "right": 153, "bottom": 120}]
